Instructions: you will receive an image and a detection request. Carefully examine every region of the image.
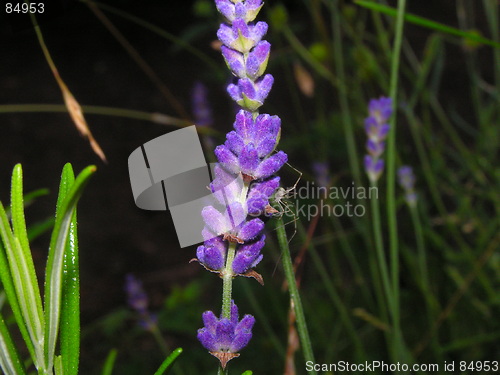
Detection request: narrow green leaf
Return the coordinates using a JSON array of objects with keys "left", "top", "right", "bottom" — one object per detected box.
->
[
  {"left": 58, "top": 165, "right": 81, "bottom": 375},
  {"left": 0, "top": 230, "right": 36, "bottom": 363},
  {"left": 43, "top": 165, "right": 96, "bottom": 373},
  {"left": 54, "top": 355, "right": 64, "bottom": 375},
  {"left": 0, "top": 312, "right": 27, "bottom": 375},
  {"left": 153, "top": 348, "right": 183, "bottom": 375},
  {"left": 0, "top": 201, "right": 44, "bottom": 369},
  {"left": 354, "top": 0, "right": 500, "bottom": 49},
  {"left": 10, "top": 164, "right": 45, "bottom": 341},
  {"left": 101, "top": 349, "right": 118, "bottom": 375}
]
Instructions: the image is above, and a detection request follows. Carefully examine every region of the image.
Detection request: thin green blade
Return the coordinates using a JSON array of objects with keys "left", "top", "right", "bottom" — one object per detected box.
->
[
  {"left": 58, "top": 165, "right": 81, "bottom": 375},
  {"left": 153, "top": 348, "right": 183, "bottom": 375},
  {"left": 0, "top": 312, "right": 27, "bottom": 375},
  {"left": 43, "top": 165, "right": 96, "bottom": 373}
]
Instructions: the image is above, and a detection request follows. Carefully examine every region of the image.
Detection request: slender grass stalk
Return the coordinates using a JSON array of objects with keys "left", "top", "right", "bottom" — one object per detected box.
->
[
  {"left": 0, "top": 104, "right": 196, "bottom": 129},
  {"left": 296, "top": 221, "right": 365, "bottom": 361},
  {"left": 369, "top": 182, "right": 393, "bottom": 327},
  {"left": 330, "top": 0, "right": 362, "bottom": 188},
  {"left": 276, "top": 220, "right": 316, "bottom": 374},
  {"left": 385, "top": 0, "right": 407, "bottom": 366}
]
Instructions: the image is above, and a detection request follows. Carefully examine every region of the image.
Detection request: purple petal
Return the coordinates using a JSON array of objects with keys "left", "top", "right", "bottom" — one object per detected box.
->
[
  {"left": 229, "top": 300, "right": 239, "bottom": 326},
  {"left": 214, "top": 145, "right": 240, "bottom": 174},
  {"left": 215, "top": 318, "right": 235, "bottom": 350},
  {"left": 246, "top": 41, "right": 271, "bottom": 79},
  {"left": 251, "top": 21, "right": 268, "bottom": 43},
  {"left": 198, "top": 327, "right": 217, "bottom": 352},
  {"left": 225, "top": 131, "right": 245, "bottom": 155},
  {"left": 202, "top": 206, "right": 229, "bottom": 235},
  {"left": 230, "top": 314, "right": 255, "bottom": 352},
  {"left": 238, "top": 78, "right": 257, "bottom": 100},
  {"left": 225, "top": 202, "right": 247, "bottom": 230},
  {"left": 221, "top": 46, "right": 246, "bottom": 78},
  {"left": 215, "top": 0, "right": 235, "bottom": 21},
  {"left": 202, "top": 310, "right": 218, "bottom": 333},
  {"left": 217, "top": 23, "right": 234, "bottom": 47},
  {"left": 238, "top": 144, "right": 260, "bottom": 176},
  {"left": 233, "top": 110, "right": 253, "bottom": 139},
  {"left": 238, "top": 218, "right": 264, "bottom": 241},
  {"left": 227, "top": 82, "right": 242, "bottom": 102},
  {"left": 255, "top": 74, "right": 274, "bottom": 102},
  {"left": 232, "top": 237, "right": 265, "bottom": 274},
  {"left": 254, "top": 151, "right": 288, "bottom": 179}
]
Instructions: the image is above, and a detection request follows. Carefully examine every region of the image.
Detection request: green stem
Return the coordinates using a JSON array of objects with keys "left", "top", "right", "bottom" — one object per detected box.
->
[
  {"left": 386, "top": 0, "right": 407, "bottom": 366},
  {"left": 331, "top": 0, "right": 362, "bottom": 188},
  {"left": 222, "top": 243, "right": 237, "bottom": 319},
  {"left": 276, "top": 219, "right": 316, "bottom": 374},
  {"left": 369, "top": 182, "right": 393, "bottom": 323}
]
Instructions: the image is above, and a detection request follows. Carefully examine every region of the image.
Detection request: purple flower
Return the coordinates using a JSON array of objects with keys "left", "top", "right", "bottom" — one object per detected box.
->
[
  {"left": 364, "top": 96, "right": 392, "bottom": 183},
  {"left": 398, "top": 165, "right": 417, "bottom": 206},
  {"left": 198, "top": 301, "right": 255, "bottom": 368},
  {"left": 232, "top": 235, "right": 265, "bottom": 274},
  {"left": 364, "top": 155, "right": 384, "bottom": 183},
  {"left": 222, "top": 41, "right": 270, "bottom": 80},
  {"left": 202, "top": 203, "right": 264, "bottom": 243},
  {"left": 124, "top": 274, "right": 157, "bottom": 331},
  {"left": 196, "top": 237, "right": 228, "bottom": 271},
  {"left": 192, "top": 82, "right": 213, "bottom": 127},
  {"left": 227, "top": 74, "right": 274, "bottom": 111},
  {"left": 312, "top": 161, "right": 330, "bottom": 188},
  {"left": 215, "top": 0, "right": 264, "bottom": 23},
  {"left": 217, "top": 19, "right": 268, "bottom": 53}
]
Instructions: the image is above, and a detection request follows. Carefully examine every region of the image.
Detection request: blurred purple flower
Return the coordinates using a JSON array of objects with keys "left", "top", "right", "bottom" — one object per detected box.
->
[
  {"left": 364, "top": 96, "right": 392, "bottom": 183},
  {"left": 198, "top": 301, "right": 255, "bottom": 368},
  {"left": 192, "top": 81, "right": 213, "bottom": 127},
  {"left": 398, "top": 165, "right": 417, "bottom": 206},
  {"left": 124, "top": 274, "right": 158, "bottom": 331}
]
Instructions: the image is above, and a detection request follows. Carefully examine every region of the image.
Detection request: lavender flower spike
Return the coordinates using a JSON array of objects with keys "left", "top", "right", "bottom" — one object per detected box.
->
[
  {"left": 398, "top": 165, "right": 417, "bottom": 206},
  {"left": 364, "top": 96, "right": 392, "bottom": 183},
  {"left": 124, "top": 274, "right": 157, "bottom": 331},
  {"left": 198, "top": 301, "right": 255, "bottom": 368}
]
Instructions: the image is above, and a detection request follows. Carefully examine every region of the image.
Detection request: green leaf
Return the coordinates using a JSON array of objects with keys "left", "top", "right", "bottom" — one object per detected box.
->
[
  {"left": 58, "top": 165, "right": 80, "bottom": 375},
  {"left": 54, "top": 355, "right": 64, "bottom": 375},
  {"left": 241, "top": 371, "right": 253, "bottom": 375},
  {"left": 43, "top": 164, "right": 96, "bottom": 372},
  {"left": 0, "top": 164, "right": 45, "bottom": 369},
  {"left": 0, "top": 311, "right": 27, "bottom": 375},
  {"left": 0, "top": 225, "right": 37, "bottom": 365},
  {"left": 101, "top": 349, "right": 118, "bottom": 375},
  {"left": 354, "top": 0, "right": 500, "bottom": 49},
  {"left": 153, "top": 348, "right": 183, "bottom": 375}
]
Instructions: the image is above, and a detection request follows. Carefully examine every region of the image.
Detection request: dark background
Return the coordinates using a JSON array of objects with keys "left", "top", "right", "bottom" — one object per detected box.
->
[{"left": 0, "top": 0, "right": 494, "bottom": 372}]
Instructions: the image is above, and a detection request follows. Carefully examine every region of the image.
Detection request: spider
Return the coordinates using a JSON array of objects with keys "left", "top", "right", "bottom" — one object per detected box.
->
[{"left": 266, "top": 162, "right": 302, "bottom": 243}]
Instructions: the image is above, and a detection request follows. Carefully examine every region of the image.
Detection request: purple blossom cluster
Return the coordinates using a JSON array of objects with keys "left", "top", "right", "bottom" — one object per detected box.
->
[
  {"left": 124, "top": 274, "right": 157, "bottom": 331},
  {"left": 364, "top": 97, "right": 392, "bottom": 183},
  {"left": 196, "top": 0, "right": 287, "bottom": 366},
  {"left": 197, "top": 301, "right": 255, "bottom": 368},
  {"left": 397, "top": 165, "right": 417, "bottom": 206}
]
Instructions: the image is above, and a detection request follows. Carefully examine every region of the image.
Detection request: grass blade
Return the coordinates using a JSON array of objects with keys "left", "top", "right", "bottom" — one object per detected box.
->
[
  {"left": 0, "top": 234, "right": 36, "bottom": 363},
  {"left": 0, "top": 165, "right": 45, "bottom": 370},
  {"left": 354, "top": 0, "right": 500, "bottom": 49},
  {"left": 43, "top": 165, "right": 96, "bottom": 373},
  {"left": 153, "top": 348, "right": 183, "bottom": 375},
  {"left": 56, "top": 165, "right": 80, "bottom": 375},
  {"left": 0, "top": 312, "right": 27, "bottom": 375},
  {"left": 10, "top": 165, "right": 45, "bottom": 329},
  {"left": 100, "top": 349, "right": 117, "bottom": 375}
]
